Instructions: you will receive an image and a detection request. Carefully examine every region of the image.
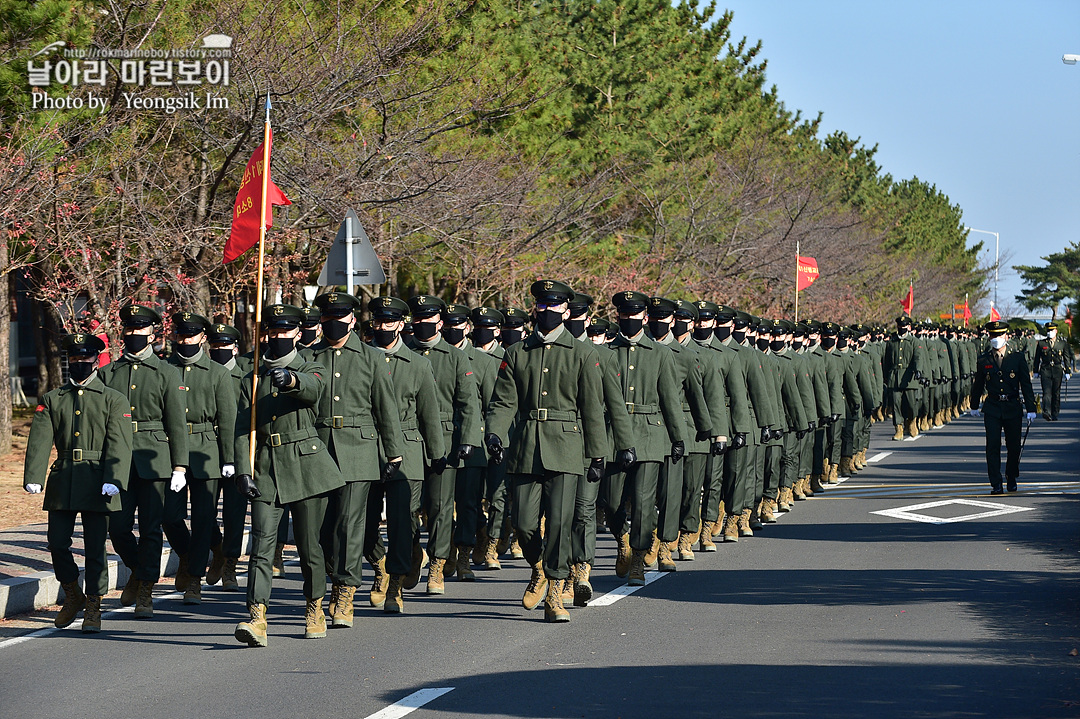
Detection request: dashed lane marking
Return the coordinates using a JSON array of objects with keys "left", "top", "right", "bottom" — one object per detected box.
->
[
  {"left": 867, "top": 452, "right": 892, "bottom": 463},
  {"left": 362, "top": 688, "right": 455, "bottom": 719}
]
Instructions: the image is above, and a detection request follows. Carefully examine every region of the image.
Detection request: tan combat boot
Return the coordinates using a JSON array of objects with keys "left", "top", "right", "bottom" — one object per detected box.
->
[
  {"left": 573, "top": 563, "right": 593, "bottom": 607},
  {"left": 544, "top": 578, "right": 570, "bottom": 623},
  {"left": 495, "top": 532, "right": 511, "bottom": 557},
  {"left": 183, "top": 583, "right": 202, "bottom": 605},
  {"left": 810, "top": 474, "right": 826, "bottom": 493},
  {"left": 305, "top": 597, "right": 327, "bottom": 639},
  {"left": 134, "top": 581, "right": 155, "bottom": 619},
  {"left": 174, "top": 553, "right": 195, "bottom": 592},
  {"left": 699, "top": 522, "right": 717, "bottom": 552},
  {"left": 643, "top": 531, "right": 660, "bottom": 568},
  {"left": 802, "top": 476, "right": 815, "bottom": 497},
  {"left": 444, "top": 546, "right": 457, "bottom": 579},
  {"left": 120, "top": 576, "right": 139, "bottom": 607},
  {"left": 761, "top": 499, "right": 777, "bottom": 524},
  {"left": 615, "top": 532, "right": 632, "bottom": 578},
  {"left": 821, "top": 459, "right": 831, "bottom": 482},
  {"left": 384, "top": 575, "right": 405, "bottom": 614},
  {"left": 934, "top": 411, "right": 944, "bottom": 429},
  {"left": 221, "top": 558, "right": 240, "bottom": 591},
  {"left": 54, "top": 581, "right": 86, "bottom": 629},
  {"left": 426, "top": 558, "right": 446, "bottom": 595},
  {"left": 404, "top": 542, "right": 426, "bottom": 590},
  {"left": 561, "top": 567, "right": 575, "bottom": 602},
  {"left": 206, "top": 544, "right": 225, "bottom": 586},
  {"left": 723, "top": 514, "right": 740, "bottom": 542},
  {"left": 792, "top": 480, "right": 806, "bottom": 501},
  {"left": 332, "top": 586, "right": 356, "bottom": 628},
  {"left": 677, "top": 533, "right": 695, "bottom": 561},
  {"left": 892, "top": 424, "right": 904, "bottom": 441},
  {"left": 370, "top": 555, "right": 390, "bottom": 607},
  {"left": 778, "top": 487, "right": 792, "bottom": 511},
  {"left": 749, "top": 502, "right": 763, "bottom": 531},
  {"left": 328, "top": 583, "right": 341, "bottom": 618},
  {"left": 473, "top": 526, "right": 488, "bottom": 566},
  {"left": 509, "top": 535, "right": 525, "bottom": 560},
  {"left": 455, "top": 545, "right": 475, "bottom": 581},
  {"left": 712, "top": 502, "right": 727, "bottom": 536},
  {"left": 657, "top": 541, "right": 677, "bottom": 572},
  {"left": 839, "top": 456, "right": 854, "bottom": 477},
  {"left": 484, "top": 537, "right": 502, "bottom": 570},
  {"left": 627, "top": 550, "right": 647, "bottom": 586},
  {"left": 828, "top": 463, "right": 839, "bottom": 484},
  {"left": 522, "top": 561, "right": 548, "bottom": 609},
  {"left": 273, "top": 543, "right": 286, "bottom": 578},
  {"left": 738, "top": 508, "right": 754, "bottom": 537},
  {"left": 235, "top": 602, "right": 268, "bottom": 647},
  {"left": 858, "top": 449, "right": 868, "bottom": 468},
  {"left": 82, "top": 595, "right": 102, "bottom": 633}
]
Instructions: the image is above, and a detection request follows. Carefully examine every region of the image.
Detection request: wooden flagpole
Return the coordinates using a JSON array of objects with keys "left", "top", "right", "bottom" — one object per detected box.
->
[
  {"left": 794, "top": 240, "right": 800, "bottom": 322},
  {"left": 249, "top": 91, "right": 272, "bottom": 472}
]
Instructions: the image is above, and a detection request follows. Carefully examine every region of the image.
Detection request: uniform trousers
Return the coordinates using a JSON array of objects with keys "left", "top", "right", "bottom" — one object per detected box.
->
[
  {"left": 323, "top": 481, "right": 374, "bottom": 587},
  {"left": 571, "top": 472, "right": 601, "bottom": 565},
  {"left": 49, "top": 510, "right": 109, "bottom": 596},
  {"left": 1041, "top": 373, "right": 1063, "bottom": 419},
  {"left": 247, "top": 493, "right": 329, "bottom": 606},
  {"left": 698, "top": 452, "right": 725, "bottom": 526},
  {"left": 363, "top": 479, "right": 422, "bottom": 577},
  {"left": 512, "top": 471, "right": 576, "bottom": 580},
  {"left": 983, "top": 411, "right": 1023, "bottom": 489},
  {"left": 425, "top": 465, "right": 457, "bottom": 560},
  {"left": 185, "top": 479, "right": 219, "bottom": 578},
  {"left": 485, "top": 459, "right": 510, "bottom": 540},
  {"left": 110, "top": 472, "right": 170, "bottom": 583},
  {"left": 453, "top": 466, "right": 485, "bottom": 548},
  {"left": 210, "top": 477, "right": 248, "bottom": 559},
  {"left": 679, "top": 452, "right": 709, "bottom": 534}
]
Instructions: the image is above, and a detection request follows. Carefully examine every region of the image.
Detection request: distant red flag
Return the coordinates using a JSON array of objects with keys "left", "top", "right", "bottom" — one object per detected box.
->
[
  {"left": 222, "top": 129, "right": 291, "bottom": 264},
  {"left": 900, "top": 283, "right": 914, "bottom": 315},
  {"left": 990, "top": 306, "right": 1001, "bottom": 322},
  {"left": 796, "top": 256, "right": 819, "bottom": 291},
  {"left": 962, "top": 298, "right": 972, "bottom": 326}
]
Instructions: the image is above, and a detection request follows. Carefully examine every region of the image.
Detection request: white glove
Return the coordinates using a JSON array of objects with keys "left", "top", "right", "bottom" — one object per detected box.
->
[
  {"left": 1066, "top": 374, "right": 1072, "bottom": 382},
  {"left": 1032, "top": 373, "right": 1039, "bottom": 380},
  {"left": 170, "top": 469, "right": 187, "bottom": 492},
  {"left": 1026, "top": 412, "right": 1037, "bottom": 421},
  {"left": 102, "top": 483, "right": 119, "bottom": 497},
  {"left": 25, "top": 483, "right": 42, "bottom": 494},
  {"left": 221, "top": 464, "right": 236, "bottom": 479},
  {"left": 969, "top": 409, "right": 981, "bottom": 418}
]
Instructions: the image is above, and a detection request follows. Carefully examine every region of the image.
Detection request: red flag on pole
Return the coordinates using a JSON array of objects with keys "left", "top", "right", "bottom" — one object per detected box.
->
[
  {"left": 962, "top": 297, "right": 972, "bottom": 325},
  {"left": 796, "top": 256, "right": 819, "bottom": 291},
  {"left": 222, "top": 129, "right": 292, "bottom": 264},
  {"left": 900, "top": 283, "right": 913, "bottom": 315},
  {"left": 989, "top": 305, "right": 1001, "bottom": 321}
]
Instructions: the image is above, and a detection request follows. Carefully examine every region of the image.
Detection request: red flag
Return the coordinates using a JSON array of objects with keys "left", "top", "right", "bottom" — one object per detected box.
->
[
  {"left": 962, "top": 298, "right": 972, "bottom": 325},
  {"left": 989, "top": 306, "right": 1001, "bottom": 321},
  {"left": 900, "top": 283, "right": 913, "bottom": 315},
  {"left": 222, "top": 129, "right": 291, "bottom": 264},
  {"left": 796, "top": 256, "right": 819, "bottom": 291}
]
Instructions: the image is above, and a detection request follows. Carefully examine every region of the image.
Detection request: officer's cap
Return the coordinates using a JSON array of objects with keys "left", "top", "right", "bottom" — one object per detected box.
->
[
  {"left": 208, "top": 323, "right": 241, "bottom": 344},
  {"left": 611, "top": 290, "right": 649, "bottom": 313},
  {"left": 407, "top": 295, "right": 446, "bottom": 319},
  {"left": 442, "top": 303, "right": 471, "bottom": 323},
  {"left": 171, "top": 312, "right": 210, "bottom": 336},
  {"left": 985, "top": 320, "right": 1009, "bottom": 336},
  {"left": 804, "top": 319, "right": 822, "bottom": 333},
  {"left": 716, "top": 305, "right": 737, "bottom": 323},
  {"left": 694, "top": 300, "right": 718, "bottom": 320},
  {"left": 314, "top": 292, "right": 362, "bottom": 318},
  {"left": 647, "top": 297, "right": 677, "bottom": 317},
  {"left": 63, "top": 333, "right": 106, "bottom": 358},
  {"left": 820, "top": 321, "right": 840, "bottom": 336},
  {"left": 530, "top": 280, "right": 575, "bottom": 305},
  {"left": 895, "top": 315, "right": 912, "bottom": 326},
  {"left": 1044, "top": 322, "right": 1060, "bottom": 333},
  {"left": 120, "top": 303, "right": 161, "bottom": 328},
  {"left": 733, "top": 311, "right": 752, "bottom": 329},
  {"left": 793, "top": 322, "right": 809, "bottom": 336},
  {"left": 500, "top": 306, "right": 529, "bottom": 327},
  {"left": 673, "top": 300, "right": 698, "bottom": 320},
  {"left": 262, "top": 304, "right": 305, "bottom": 329},
  {"left": 587, "top": 318, "right": 611, "bottom": 336},
  {"left": 568, "top": 293, "right": 594, "bottom": 316},
  {"left": 470, "top": 307, "right": 504, "bottom": 327},
  {"left": 770, "top": 319, "right": 793, "bottom": 335},
  {"left": 368, "top": 296, "right": 409, "bottom": 322}
]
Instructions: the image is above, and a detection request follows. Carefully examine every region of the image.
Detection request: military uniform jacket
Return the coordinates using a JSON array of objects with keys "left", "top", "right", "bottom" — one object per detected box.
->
[
  {"left": 235, "top": 353, "right": 345, "bottom": 504},
  {"left": 99, "top": 351, "right": 188, "bottom": 479},
  {"left": 802, "top": 347, "right": 836, "bottom": 420},
  {"left": 970, "top": 350, "right": 1036, "bottom": 419},
  {"left": 591, "top": 342, "right": 634, "bottom": 456},
  {"left": 24, "top": 376, "right": 133, "bottom": 512},
  {"left": 459, "top": 341, "right": 502, "bottom": 468},
  {"left": 680, "top": 336, "right": 730, "bottom": 449},
  {"left": 815, "top": 347, "right": 849, "bottom": 419},
  {"left": 774, "top": 349, "right": 812, "bottom": 433},
  {"left": 1033, "top": 338, "right": 1074, "bottom": 378},
  {"left": 487, "top": 325, "right": 607, "bottom": 475},
  {"left": 883, "top": 334, "right": 926, "bottom": 391},
  {"left": 696, "top": 336, "right": 752, "bottom": 436},
  {"left": 840, "top": 349, "right": 876, "bottom": 417},
  {"left": 309, "top": 334, "right": 404, "bottom": 481},
  {"left": 377, "top": 342, "right": 446, "bottom": 481},
  {"left": 656, "top": 334, "right": 712, "bottom": 454},
  {"left": 606, "top": 333, "right": 687, "bottom": 462},
  {"left": 721, "top": 337, "right": 779, "bottom": 445},
  {"left": 168, "top": 351, "right": 237, "bottom": 479},
  {"left": 406, "top": 336, "right": 484, "bottom": 457}
]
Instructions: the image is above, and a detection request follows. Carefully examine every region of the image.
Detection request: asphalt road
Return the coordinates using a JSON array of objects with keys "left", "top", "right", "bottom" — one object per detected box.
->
[{"left": 2, "top": 400, "right": 1078, "bottom": 719}]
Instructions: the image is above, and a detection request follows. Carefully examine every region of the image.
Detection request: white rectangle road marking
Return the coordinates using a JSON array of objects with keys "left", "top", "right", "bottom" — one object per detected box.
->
[
  {"left": 867, "top": 452, "right": 892, "bottom": 463},
  {"left": 363, "top": 688, "right": 455, "bottom": 719},
  {"left": 871, "top": 499, "right": 1035, "bottom": 524},
  {"left": 591, "top": 570, "right": 666, "bottom": 606}
]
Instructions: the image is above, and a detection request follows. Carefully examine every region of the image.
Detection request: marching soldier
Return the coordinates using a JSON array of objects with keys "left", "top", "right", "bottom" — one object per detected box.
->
[
  {"left": 969, "top": 320, "right": 1037, "bottom": 494},
  {"left": 298, "top": 306, "right": 321, "bottom": 353},
  {"left": 500, "top": 306, "right": 530, "bottom": 348},
  {"left": 1033, "top": 321, "right": 1073, "bottom": 421},
  {"left": 884, "top": 316, "right": 927, "bottom": 440},
  {"left": 24, "top": 334, "right": 133, "bottom": 633}
]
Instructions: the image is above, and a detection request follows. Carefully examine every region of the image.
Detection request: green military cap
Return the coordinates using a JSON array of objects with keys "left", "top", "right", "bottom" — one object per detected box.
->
[
  {"left": 314, "top": 291, "right": 362, "bottom": 318},
  {"left": 673, "top": 300, "right": 698, "bottom": 320},
  {"left": 208, "top": 323, "right": 241, "bottom": 344},
  {"left": 442, "top": 303, "right": 471, "bottom": 322},
  {"left": 716, "top": 305, "right": 736, "bottom": 323},
  {"left": 301, "top": 306, "right": 321, "bottom": 326},
  {"left": 985, "top": 320, "right": 1009, "bottom": 336},
  {"left": 611, "top": 290, "right": 649, "bottom": 312},
  {"left": 262, "top": 303, "right": 305, "bottom": 329},
  {"left": 587, "top": 317, "right": 611, "bottom": 336},
  {"left": 646, "top": 297, "right": 677, "bottom": 317},
  {"left": 407, "top": 295, "right": 446, "bottom": 319},
  {"left": 694, "top": 300, "right": 718, "bottom": 320},
  {"left": 500, "top": 306, "right": 529, "bottom": 327},
  {"left": 837, "top": 326, "right": 854, "bottom": 339},
  {"left": 804, "top": 319, "right": 822, "bottom": 332},
  {"left": 63, "top": 332, "right": 106, "bottom": 357},
  {"left": 895, "top": 315, "right": 912, "bottom": 326},
  {"left": 820, "top": 321, "right": 840, "bottom": 336},
  {"left": 1042, "top": 321, "right": 1060, "bottom": 333},
  {"left": 733, "top": 310, "right": 752, "bottom": 328},
  {"left": 171, "top": 311, "right": 210, "bottom": 336},
  {"left": 369, "top": 296, "right": 409, "bottom": 321},
  {"left": 530, "top": 280, "right": 575, "bottom": 305},
  {"left": 120, "top": 303, "right": 162, "bottom": 328},
  {"left": 568, "top": 292, "right": 594, "bottom": 316},
  {"left": 793, "top": 322, "right": 810, "bottom": 336},
  {"left": 769, "top": 318, "right": 794, "bottom": 335},
  {"left": 470, "top": 306, "right": 504, "bottom": 327}
]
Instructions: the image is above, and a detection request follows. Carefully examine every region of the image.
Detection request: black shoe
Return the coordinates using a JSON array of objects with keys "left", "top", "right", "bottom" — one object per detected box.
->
[
  {"left": 1007, "top": 481, "right": 1018, "bottom": 492},
  {"left": 990, "top": 487, "right": 1004, "bottom": 495},
  {"left": 1043, "top": 414, "right": 1051, "bottom": 421}
]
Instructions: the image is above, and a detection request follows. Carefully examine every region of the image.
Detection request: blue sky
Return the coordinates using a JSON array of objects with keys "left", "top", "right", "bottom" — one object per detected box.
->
[{"left": 723, "top": 0, "right": 1080, "bottom": 316}]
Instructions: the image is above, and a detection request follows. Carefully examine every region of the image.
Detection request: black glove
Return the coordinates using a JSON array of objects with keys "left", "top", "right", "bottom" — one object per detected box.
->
[
  {"left": 695, "top": 429, "right": 713, "bottom": 443},
  {"left": 381, "top": 458, "right": 402, "bottom": 482},
  {"left": 235, "top": 473, "right": 260, "bottom": 500},
  {"left": 456, "top": 444, "right": 474, "bottom": 465},
  {"left": 485, "top": 433, "right": 505, "bottom": 465},
  {"left": 808, "top": 420, "right": 816, "bottom": 431},
  {"left": 731, "top": 432, "right": 747, "bottom": 449},
  {"left": 430, "top": 456, "right": 448, "bottom": 475},
  {"left": 760, "top": 427, "right": 772, "bottom": 444},
  {"left": 770, "top": 428, "right": 784, "bottom": 441},
  {"left": 670, "top": 440, "right": 685, "bottom": 464},
  {"left": 711, "top": 439, "right": 728, "bottom": 456},
  {"left": 615, "top": 447, "right": 637, "bottom": 472},
  {"left": 915, "top": 370, "right": 923, "bottom": 380},
  {"left": 586, "top": 457, "right": 605, "bottom": 483},
  {"left": 829, "top": 413, "right": 840, "bottom": 424},
  {"left": 268, "top": 367, "right": 296, "bottom": 390},
  {"left": 795, "top": 428, "right": 807, "bottom": 440}
]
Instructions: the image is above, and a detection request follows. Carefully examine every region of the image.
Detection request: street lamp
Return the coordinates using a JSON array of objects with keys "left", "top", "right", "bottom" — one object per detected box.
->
[
  {"left": 1064, "top": 54, "right": 1080, "bottom": 65},
  {"left": 964, "top": 226, "right": 999, "bottom": 310}
]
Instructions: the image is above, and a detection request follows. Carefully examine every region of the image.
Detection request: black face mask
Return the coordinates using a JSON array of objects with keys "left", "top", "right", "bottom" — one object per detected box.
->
[
  {"left": 443, "top": 324, "right": 467, "bottom": 345},
  {"left": 837, "top": 337, "right": 850, "bottom": 349},
  {"left": 618, "top": 317, "right": 643, "bottom": 337},
  {"left": 267, "top": 336, "right": 295, "bottom": 358},
  {"left": 756, "top": 337, "right": 770, "bottom": 351},
  {"left": 821, "top": 336, "right": 837, "bottom": 349},
  {"left": 210, "top": 348, "right": 234, "bottom": 365},
  {"left": 473, "top": 327, "right": 497, "bottom": 346},
  {"left": 321, "top": 319, "right": 352, "bottom": 342},
  {"left": 648, "top": 320, "right": 671, "bottom": 339},
  {"left": 693, "top": 326, "right": 713, "bottom": 341},
  {"left": 259, "top": 341, "right": 268, "bottom": 356},
  {"left": 501, "top": 328, "right": 523, "bottom": 346},
  {"left": 299, "top": 327, "right": 319, "bottom": 346},
  {"left": 122, "top": 333, "right": 150, "bottom": 354},
  {"left": 732, "top": 329, "right": 747, "bottom": 344},
  {"left": 412, "top": 321, "right": 440, "bottom": 341},
  {"left": 770, "top": 339, "right": 786, "bottom": 353},
  {"left": 68, "top": 360, "right": 95, "bottom": 383},
  {"left": 373, "top": 328, "right": 397, "bottom": 347},
  {"left": 175, "top": 343, "right": 201, "bottom": 358},
  {"left": 565, "top": 318, "right": 586, "bottom": 338},
  {"left": 673, "top": 319, "right": 692, "bottom": 337},
  {"left": 792, "top": 339, "right": 804, "bottom": 350},
  {"left": 714, "top": 325, "right": 732, "bottom": 341},
  {"left": 808, "top": 337, "right": 819, "bottom": 347},
  {"left": 536, "top": 310, "right": 564, "bottom": 334}
]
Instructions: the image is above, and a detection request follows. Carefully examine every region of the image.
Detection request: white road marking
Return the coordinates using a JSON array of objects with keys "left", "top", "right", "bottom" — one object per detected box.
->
[
  {"left": 902, "top": 434, "right": 924, "bottom": 442},
  {"left": 591, "top": 570, "right": 666, "bottom": 606},
  {"left": 871, "top": 498, "right": 1035, "bottom": 524},
  {"left": 363, "top": 688, "right": 455, "bottom": 719},
  {"left": 867, "top": 452, "right": 892, "bottom": 463}
]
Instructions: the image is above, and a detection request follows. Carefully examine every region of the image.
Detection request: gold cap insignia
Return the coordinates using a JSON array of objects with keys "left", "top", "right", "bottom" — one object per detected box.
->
[
  {"left": 273, "top": 306, "right": 284, "bottom": 316},
  {"left": 329, "top": 293, "right": 338, "bottom": 303},
  {"left": 543, "top": 281, "right": 553, "bottom": 291}
]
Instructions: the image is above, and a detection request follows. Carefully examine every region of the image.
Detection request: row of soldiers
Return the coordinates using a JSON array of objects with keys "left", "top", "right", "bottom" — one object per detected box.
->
[{"left": 22, "top": 282, "right": 1002, "bottom": 641}]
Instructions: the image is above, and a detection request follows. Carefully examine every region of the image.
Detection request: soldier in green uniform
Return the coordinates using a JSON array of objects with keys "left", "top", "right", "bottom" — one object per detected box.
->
[
  {"left": 100, "top": 304, "right": 189, "bottom": 619},
  {"left": 764, "top": 320, "right": 812, "bottom": 520},
  {"left": 500, "top": 306, "right": 529, "bottom": 348},
  {"left": 233, "top": 304, "right": 346, "bottom": 646},
  {"left": 486, "top": 280, "right": 608, "bottom": 622},
  {"left": 308, "top": 292, "right": 403, "bottom": 626},
  {"left": 24, "top": 334, "right": 133, "bottom": 633},
  {"left": 884, "top": 316, "right": 927, "bottom": 440},
  {"left": 166, "top": 312, "right": 237, "bottom": 605},
  {"left": 1033, "top": 322, "right": 1073, "bottom": 421},
  {"left": 298, "top": 306, "right": 321, "bottom": 353},
  {"left": 810, "top": 322, "right": 845, "bottom": 487},
  {"left": 969, "top": 320, "right": 1037, "bottom": 494}
]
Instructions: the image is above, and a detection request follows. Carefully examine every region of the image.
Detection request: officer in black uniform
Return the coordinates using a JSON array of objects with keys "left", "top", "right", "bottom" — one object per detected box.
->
[{"left": 1033, "top": 321, "right": 1073, "bottom": 421}]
